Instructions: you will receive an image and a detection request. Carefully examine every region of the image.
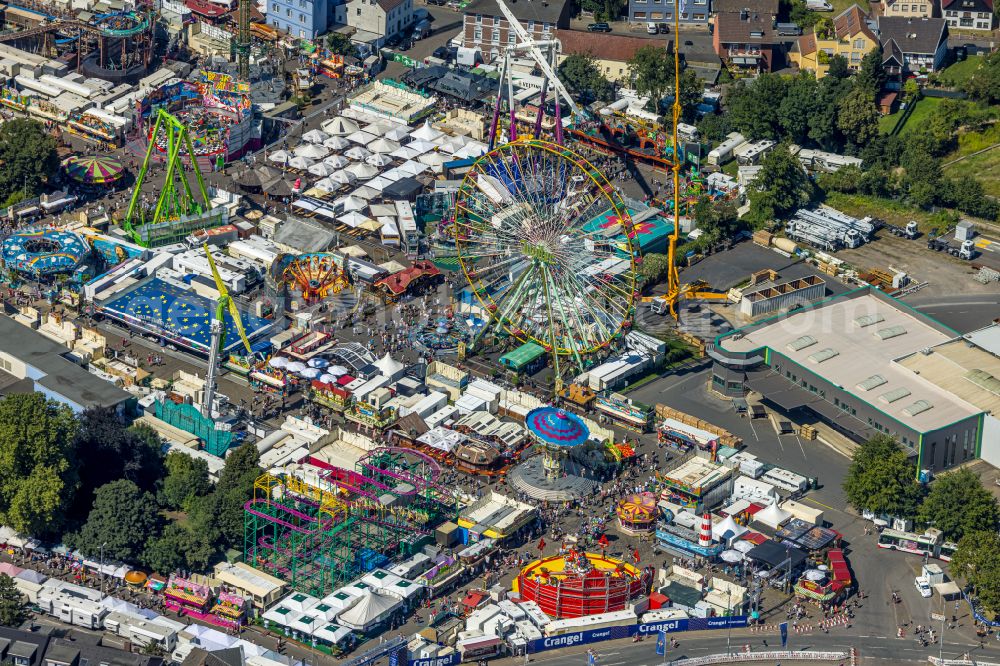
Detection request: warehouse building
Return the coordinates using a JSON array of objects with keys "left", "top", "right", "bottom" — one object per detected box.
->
[{"left": 710, "top": 287, "right": 986, "bottom": 473}]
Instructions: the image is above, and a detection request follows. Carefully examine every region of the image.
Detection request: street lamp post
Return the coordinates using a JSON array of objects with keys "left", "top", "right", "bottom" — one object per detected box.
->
[
  {"left": 726, "top": 588, "right": 734, "bottom": 656},
  {"left": 100, "top": 542, "right": 108, "bottom": 595}
]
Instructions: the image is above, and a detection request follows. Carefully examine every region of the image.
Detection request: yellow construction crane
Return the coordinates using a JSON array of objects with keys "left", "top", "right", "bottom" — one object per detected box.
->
[{"left": 202, "top": 243, "right": 253, "bottom": 416}]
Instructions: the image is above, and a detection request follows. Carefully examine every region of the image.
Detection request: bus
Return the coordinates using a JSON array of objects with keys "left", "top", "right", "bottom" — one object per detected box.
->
[{"left": 878, "top": 528, "right": 954, "bottom": 560}]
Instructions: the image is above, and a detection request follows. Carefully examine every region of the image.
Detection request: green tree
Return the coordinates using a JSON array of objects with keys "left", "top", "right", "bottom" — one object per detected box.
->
[
  {"left": 692, "top": 196, "right": 741, "bottom": 242},
  {"left": 638, "top": 253, "right": 671, "bottom": 286},
  {"left": 141, "top": 523, "right": 188, "bottom": 574},
  {"left": 214, "top": 443, "right": 261, "bottom": 547},
  {"left": 75, "top": 479, "right": 162, "bottom": 564},
  {"left": 837, "top": 87, "right": 881, "bottom": 149},
  {"left": 181, "top": 493, "right": 222, "bottom": 571},
  {"left": 558, "top": 53, "right": 614, "bottom": 102},
  {"left": 917, "top": 469, "right": 999, "bottom": 541},
  {"left": 842, "top": 434, "right": 923, "bottom": 518},
  {"left": 159, "top": 451, "right": 211, "bottom": 511},
  {"left": 0, "top": 119, "right": 58, "bottom": 204},
  {"left": 726, "top": 75, "right": 789, "bottom": 140},
  {"left": 902, "top": 78, "right": 921, "bottom": 104},
  {"left": 70, "top": 408, "right": 164, "bottom": 522},
  {"left": 951, "top": 531, "right": 1000, "bottom": 614},
  {"left": 745, "top": 143, "right": 814, "bottom": 226},
  {"left": 0, "top": 574, "right": 25, "bottom": 627},
  {"left": 778, "top": 73, "right": 820, "bottom": 144},
  {"left": 627, "top": 46, "right": 674, "bottom": 108},
  {"left": 697, "top": 113, "right": 732, "bottom": 143},
  {"left": 855, "top": 46, "right": 886, "bottom": 96},
  {"left": 818, "top": 164, "right": 862, "bottom": 193},
  {"left": 0, "top": 393, "right": 78, "bottom": 537},
  {"left": 326, "top": 32, "right": 355, "bottom": 57},
  {"left": 826, "top": 54, "right": 850, "bottom": 79}
]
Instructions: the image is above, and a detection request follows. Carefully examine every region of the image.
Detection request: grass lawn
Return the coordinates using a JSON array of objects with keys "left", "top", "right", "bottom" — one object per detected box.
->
[
  {"left": 935, "top": 55, "right": 983, "bottom": 89},
  {"left": 944, "top": 145, "right": 1000, "bottom": 197},
  {"left": 880, "top": 96, "right": 946, "bottom": 136}
]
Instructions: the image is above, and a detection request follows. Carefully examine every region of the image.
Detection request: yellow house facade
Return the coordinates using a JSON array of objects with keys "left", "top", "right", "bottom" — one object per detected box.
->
[{"left": 790, "top": 4, "right": 879, "bottom": 78}]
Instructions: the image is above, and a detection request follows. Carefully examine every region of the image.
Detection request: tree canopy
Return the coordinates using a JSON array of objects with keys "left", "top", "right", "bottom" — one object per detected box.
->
[
  {"left": 964, "top": 51, "right": 1000, "bottom": 104},
  {"left": 74, "top": 479, "right": 162, "bottom": 564},
  {"left": 558, "top": 53, "right": 614, "bottom": 103},
  {"left": 213, "top": 443, "right": 262, "bottom": 547},
  {"left": 159, "top": 450, "right": 211, "bottom": 511},
  {"left": 0, "top": 119, "right": 58, "bottom": 206},
  {"left": 745, "top": 143, "right": 814, "bottom": 226},
  {"left": 628, "top": 46, "right": 675, "bottom": 110},
  {"left": 0, "top": 394, "right": 79, "bottom": 537},
  {"left": 951, "top": 531, "right": 1000, "bottom": 615},
  {"left": 917, "top": 468, "right": 999, "bottom": 542},
  {"left": 842, "top": 434, "right": 923, "bottom": 518},
  {"left": 638, "top": 253, "right": 670, "bottom": 286},
  {"left": 0, "top": 574, "right": 25, "bottom": 627}
]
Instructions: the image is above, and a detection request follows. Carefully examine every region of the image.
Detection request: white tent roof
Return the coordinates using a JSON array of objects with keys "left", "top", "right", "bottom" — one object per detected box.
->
[
  {"left": 367, "top": 137, "right": 401, "bottom": 154},
  {"left": 385, "top": 125, "right": 410, "bottom": 141},
  {"left": 308, "top": 162, "right": 335, "bottom": 177},
  {"left": 364, "top": 120, "right": 399, "bottom": 135},
  {"left": 406, "top": 139, "right": 437, "bottom": 155},
  {"left": 322, "top": 116, "right": 360, "bottom": 136},
  {"left": 366, "top": 153, "right": 394, "bottom": 167},
  {"left": 755, "top": 500, "right": 792, "bottom": 529},
  {"left": 418, "top": 152, "right": 448, "bottom": 170},
  {"left": 346, "top": 162, "right": 380, "bottom": 180},
  {"left": 287, "top": 155, "right": 315, "bottom": 170},
  {"left": 268, "top": 150, "right": 291, "bottom": 163},
  {"left": 336, "top": 194, "right": 368, "bottom": 212},
  {"left": 374, "top": 353, "right": 405, "bottom": 376},
  {"left": 378, "top": 168, "right": 403, "bottom": 183},
  {"left": 454, "top": 141, "right": 488, "bottom": 159},
  {"left": 338, "top": 211, "right": 374, "bottom": 228},
  {"left": 335, "top": 591, "right": 401, "bottom": 631},
  {"left": 345, "top": 146, "right": 372, "bottom": 160},
  {"left": 324, "top": 154, "right": 350, "bottom": 168},
  {"left": 347, "top": 130, "right": 378, "bottom": 145},
  {"left": 295, "top": 143, "right": 329, "bottom": 159},
  {"left": 314, "top": 178, "right": 338, "bottom": 193},
  {"left": 398, "top": 160, "right": 429, "bottom": 177},
  {"left": 365, "top": 176, "right": 392, "bottom": 192},
  {"left": 330, "top": 169, "right": 358, "bottom": 185},
  {"left": 324, "top": 136, "right": 351, "bottom": 150},
  {"left": 390, "top": 145, "right": 422, "bottom": 160},
  {"left": 411, "top": 121, "right": 443, "bottom": 142},
  {"left": 302, "top": 129, "right": 330, "bottom": 144},
  {"left": 712, "top": 514, "right": 748, "bottom": 542}
]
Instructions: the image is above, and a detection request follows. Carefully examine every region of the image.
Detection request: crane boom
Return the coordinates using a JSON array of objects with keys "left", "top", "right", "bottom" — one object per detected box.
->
[{"left": 494, "top": 0, "right": 581, "bottom": 119}]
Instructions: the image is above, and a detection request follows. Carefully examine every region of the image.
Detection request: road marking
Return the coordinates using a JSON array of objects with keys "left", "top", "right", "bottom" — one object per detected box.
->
[
  {"left": 803, "top": 496, "right": 835, "bottom": 510},
  {"left": 795, "top": 435, "right": 807, "bottom": 458},
  {"left": 748, "top": 418, "right": 759, "bottom": 442}
]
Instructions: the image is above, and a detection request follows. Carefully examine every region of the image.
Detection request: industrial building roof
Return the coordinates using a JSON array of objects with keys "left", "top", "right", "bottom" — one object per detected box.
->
[
  {"left": 897, "top": 338, "right": 1000, "bottom": 416},
  {"left": 0, "top": 315, "right": 131, "bottom": 410},
  {"left": 720, "top": 291, "right": 982, "bottom": 433}
]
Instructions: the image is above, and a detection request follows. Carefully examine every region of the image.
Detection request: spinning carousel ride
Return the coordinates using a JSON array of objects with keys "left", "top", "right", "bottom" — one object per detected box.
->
[{"left": 280, "top": 253, "right": 349, "bottom": 303}]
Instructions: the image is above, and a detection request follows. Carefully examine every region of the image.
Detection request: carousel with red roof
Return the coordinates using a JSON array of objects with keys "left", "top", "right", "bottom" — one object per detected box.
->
[{"left": 513, "top": 545, "right": 652, "bottom": 618}]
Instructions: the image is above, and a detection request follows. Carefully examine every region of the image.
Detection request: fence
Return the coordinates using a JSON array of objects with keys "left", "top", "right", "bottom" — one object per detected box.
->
[{"left": 669, "top": 651, "right": 849, "bottom": 666}]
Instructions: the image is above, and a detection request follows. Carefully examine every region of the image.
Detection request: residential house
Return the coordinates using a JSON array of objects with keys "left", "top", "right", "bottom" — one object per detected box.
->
[
  {"left": 878, "top": 15, "right": 949, "bottom": 75},
  {"left": 628, "top": 0, "right": 710, "bottom": 26},
  {"left": 713, "top": 9, "right": 780, "bottom": 72},
  {"left": 340, "top": 0, "right": 414, "bottom": 46},
  {"left": 556, "top": 30, "right": 671, "bottom": 82},
  {"left": 881, "top": 0, "right": 935, "bottom": 19},
  {"left": 790, "top": 5, "right": 879, "bottom": 77},
  {"left": 941, "top": 0, "right": 994, "bottom": 31},
  {"left": 461, "top": 0, "right": 573, "bottom": 64},
  {"left": 266, "top": 0, "right": 333, "bottom": 39}
]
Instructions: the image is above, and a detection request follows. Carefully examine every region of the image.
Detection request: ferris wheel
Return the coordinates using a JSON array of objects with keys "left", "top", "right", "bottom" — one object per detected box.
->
[{"left": 454, "top": 138, "right": 640, "bottom": 368}]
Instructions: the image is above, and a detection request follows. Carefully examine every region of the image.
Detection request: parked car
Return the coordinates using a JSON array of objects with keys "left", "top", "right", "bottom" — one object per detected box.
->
[
  {"left": 914, "top": 576, "right": 932, "bottom": 598},
  {"left": 433, "top": 45, "right": 455, "bottom": 61},
  {"left": 400, "top": 38, "right": 414, "bottom": 50},
  {"left": 646, "top": 21, "right": 658, "bottom": 33},
  {"left": 656, "top": 22, "right": 670, "bottom": 33},
  {"left": 587, "top": 22, "right": 612, "bottom": 31}
]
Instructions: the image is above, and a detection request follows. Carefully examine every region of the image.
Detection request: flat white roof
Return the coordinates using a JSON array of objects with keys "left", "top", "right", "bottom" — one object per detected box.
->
[{"left": 722, "top": 292, "right": 980, "bottom": 433}]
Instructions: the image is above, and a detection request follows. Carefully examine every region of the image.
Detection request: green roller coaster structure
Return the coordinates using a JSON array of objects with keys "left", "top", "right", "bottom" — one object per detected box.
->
[
  {"left": 123, "top": 108, "right": 225, "bottom": 248},
  {"left": 244, "top": 448, "right": 456, "bottom": 597}
]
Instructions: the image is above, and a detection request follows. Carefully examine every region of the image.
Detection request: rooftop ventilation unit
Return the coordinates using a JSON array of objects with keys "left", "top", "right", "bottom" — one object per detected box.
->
[
  {"left": 788, "top": 335, "right": 817, "bottom": 352},
  {"left": 857, "top": 374, "right": 887, "bottom": 391},
  {"left": 875, "top": 325, "right": 907, "bottom": 340},
  {"left": 902, "top": 400, "right": 933, "bottom": 417},
  {"left": 854, "top": 313, "right": 885, "bottom": 328},
  {"left": 966, "top": 369, "right": 1000, "bottom": 396},
  {"left": 808, "top": 348, "right": 839, "bottom": 364},
  {"left": 879, "top": 387, "right": 912, "bottom": 404}
]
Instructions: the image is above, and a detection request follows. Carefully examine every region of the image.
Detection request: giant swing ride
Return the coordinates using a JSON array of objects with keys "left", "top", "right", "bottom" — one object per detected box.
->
[{"left": 123, "top": 108, "right": 223, "bottom": 248}]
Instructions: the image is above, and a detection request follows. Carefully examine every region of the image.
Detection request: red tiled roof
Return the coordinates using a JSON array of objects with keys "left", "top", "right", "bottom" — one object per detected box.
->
[
  {"left": 833, "top": 4, "right": 876, "bottom": 42},
  {"left": 336, "top": 374, "right": 356, "bottom": 386},
  {"left": 555, "top": 29, "right": 672, "bottom": 63},
  {"left": 374, "top": 260, "right": 441, "bottom": 296}
]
